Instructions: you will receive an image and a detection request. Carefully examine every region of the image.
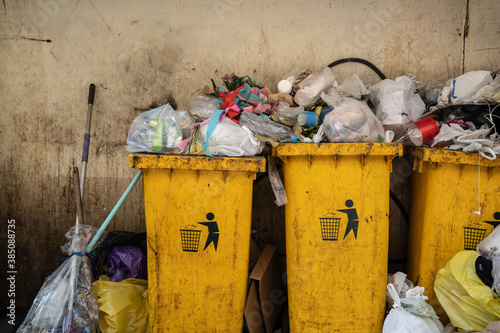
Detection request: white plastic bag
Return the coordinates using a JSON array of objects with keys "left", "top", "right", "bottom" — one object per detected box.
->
[
  {"left": 450, "top": 70, "right": 492, "bottom": 104},
  {"left": 370, "top": 76, "right": 425, "bottom": 126},
  {"left": 197, "top": 116, "right": 264, "bottom": 157},
  {"left": 294, "top": 67, "right": 336, "bottom": 106},
  {"left": 338, "top": 74, "right": 369, "bottom": 100},
  {"left": 125, "top": 104, "right": 195, "bottom": 153},
  {"left": 323, "top": 98, "right": 384, "bottom": 143},
  {"left": 383, "top": 283, "right": 444, "bottom": 333}
]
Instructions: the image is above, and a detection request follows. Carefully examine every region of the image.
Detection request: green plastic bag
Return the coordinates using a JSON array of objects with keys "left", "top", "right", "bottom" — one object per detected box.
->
[
  {"left": 435, "top": 251, "right": 500, "bottom": 332},
  {"left": 91, "top": 276, "right": 149, "bottom": 333}
]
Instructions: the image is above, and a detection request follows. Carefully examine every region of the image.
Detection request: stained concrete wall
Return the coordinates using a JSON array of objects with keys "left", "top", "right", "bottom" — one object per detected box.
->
[{"left": 1, "top": 0, "right": 499, "bottom": 311}]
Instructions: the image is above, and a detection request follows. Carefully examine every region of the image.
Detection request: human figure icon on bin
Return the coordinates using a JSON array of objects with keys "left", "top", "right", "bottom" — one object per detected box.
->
[
  {"left": 179, "top": 213, "right": 219, "bottom": 252},
  {"left": 338, "top": 199, "right": 360, "bottom": 240},
  {"left": 484, "top": 212, "right": 500, "bottom": 228}
]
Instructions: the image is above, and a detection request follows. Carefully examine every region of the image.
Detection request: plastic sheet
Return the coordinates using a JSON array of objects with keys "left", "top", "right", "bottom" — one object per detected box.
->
[
  {"left": 18, "top": 225, "right": 106, "bottom": 333},
  {"left": 91, "top": 276, "right": 149, "bottom": 333},
  {"left": 322, "top": 98, "right": 384, "bottom": 143},
  {"left": 125, "top": 104, "right": 195, "bottom": 153}
]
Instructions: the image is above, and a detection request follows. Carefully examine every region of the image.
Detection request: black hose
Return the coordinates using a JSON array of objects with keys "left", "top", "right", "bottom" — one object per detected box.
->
[{"left": 328, "top": 58, "right": 386, "bottom": 81}]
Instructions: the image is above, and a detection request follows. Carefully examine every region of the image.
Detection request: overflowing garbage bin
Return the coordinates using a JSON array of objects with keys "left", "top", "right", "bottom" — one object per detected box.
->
[
  {"left": 273, "top": 142, "right": 403, "bottom": 332},
  {"left": 130, "top": 153, "right": 266, "bottom": 332},
  {"left": 406, "top": 147, "right": 500, "bottom": 322}
]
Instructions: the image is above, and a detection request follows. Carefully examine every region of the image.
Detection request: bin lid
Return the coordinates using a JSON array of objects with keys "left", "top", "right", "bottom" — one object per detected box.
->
[
  {"left": 272, "top": 143, "right": 403, "bottom": 157},
  {"left": 411, "top": 148, "right": 500, "bottom": 167},
  {"left": 129, "top": 154, "right": 266, "bottom": 172}
]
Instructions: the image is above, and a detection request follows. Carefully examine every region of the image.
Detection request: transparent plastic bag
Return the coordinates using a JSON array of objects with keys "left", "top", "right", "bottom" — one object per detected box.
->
[
  {"left": 240, "top": 111, "right": 296, "bottom": 142},
  {"left": 294, "top": 67, "right": 336, "bottom": 106},
  {"left": 189, "top": 95, "right": 221, "bottom": 120},
  {"left": 197, "top": 116, "right": 265, "bottom": 156},
  {"left": 268, "top": 156, "right": 287, "bottom": 207},
  {"left": 125, "top": 104, "right": 195, "bottom": 153},
  {"left": 338, "top": 74, "right": 369, "bottom": 100},
  {"left": 274, "top": 101, "right": 303, "bottom": 126},
  {"left": 18, "top": 225, "right": 106, "bottom": 333},
  {"left": 323, "top": 98, "right": 384, "bottom": 143}
]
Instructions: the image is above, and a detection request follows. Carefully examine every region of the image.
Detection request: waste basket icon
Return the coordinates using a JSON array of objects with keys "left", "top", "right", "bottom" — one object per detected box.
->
[
  {"left": 319, "top": 217, "right": 341, "bottom": 241},
  {"left": 180, "top": 227, "right": 202, "bottom": 252},
  {"left": 463, "top": 227, "right": 486, "bottom": 250}
]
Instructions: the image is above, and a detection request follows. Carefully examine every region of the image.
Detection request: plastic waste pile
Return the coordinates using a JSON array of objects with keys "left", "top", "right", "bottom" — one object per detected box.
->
[
  {"left": 383, "top": 272, "right": 444, "bottom": 333},
  {"left": 433, "top": 227, "right": 500, "bottom": 332},
  {"left": 125, "top": 67, "right": 500, "bottom": 159}
]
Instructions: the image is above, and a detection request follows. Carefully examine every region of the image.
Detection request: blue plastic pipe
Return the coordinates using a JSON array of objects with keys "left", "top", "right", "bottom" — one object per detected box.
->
[{"left": 86, "top": 170, "right": 143, "bottom": 252}]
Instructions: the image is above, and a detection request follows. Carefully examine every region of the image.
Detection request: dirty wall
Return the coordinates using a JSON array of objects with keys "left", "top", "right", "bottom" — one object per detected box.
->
[{"left": 1, "top": 0, "right": 499, "bottom": 310}]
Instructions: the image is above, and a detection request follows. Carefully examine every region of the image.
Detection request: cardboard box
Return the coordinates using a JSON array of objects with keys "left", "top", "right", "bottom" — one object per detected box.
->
[{"left": 244, "top": 245, "right": 286, "bottom": 333}]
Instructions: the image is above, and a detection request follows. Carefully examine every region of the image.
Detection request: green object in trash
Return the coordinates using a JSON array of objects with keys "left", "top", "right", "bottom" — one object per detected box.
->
[{"left": 152, "top": 117, "right": 164, "bottom": 152}]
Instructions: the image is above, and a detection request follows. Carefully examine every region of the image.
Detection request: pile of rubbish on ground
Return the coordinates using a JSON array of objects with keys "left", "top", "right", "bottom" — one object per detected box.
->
[
  {"left": 125, "top": 66, "right": 500, "bottom": 159},
  {"left": 383, "top": 226, "right": 500, "bottom": 333}
]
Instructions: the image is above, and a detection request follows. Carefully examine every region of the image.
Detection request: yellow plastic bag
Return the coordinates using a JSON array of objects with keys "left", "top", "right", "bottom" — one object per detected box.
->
[
  {"left": 91, "top": 276, "right": 149, "bottom": 333},
  {"left": 435, "top": 251, "right": 500, "bottom": 332}
]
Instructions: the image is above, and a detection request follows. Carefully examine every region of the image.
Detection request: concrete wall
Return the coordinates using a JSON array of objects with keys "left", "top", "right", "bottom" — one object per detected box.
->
[{"left": 1, "top": 0, "right": 499, "bottom": 311}]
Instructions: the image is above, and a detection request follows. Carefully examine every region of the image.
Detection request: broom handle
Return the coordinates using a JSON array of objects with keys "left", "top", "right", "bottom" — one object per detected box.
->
[
  {"left": 75, "top": 84, "right": 95, "bottom": 227},
  {"left": 80, "top": 84, "right": 95, "bottom": 199}
]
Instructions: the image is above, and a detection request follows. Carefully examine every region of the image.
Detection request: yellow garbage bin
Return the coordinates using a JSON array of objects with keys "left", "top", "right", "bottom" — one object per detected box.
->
[
  {"left": 129, "top": 154, "right": 266, "bottom": 332},
  {"left": 273, "top": 143, "right": 403, "bottom": 332},
  {"left": 407, "top": 148, "right": 500, "bottom": 323}
]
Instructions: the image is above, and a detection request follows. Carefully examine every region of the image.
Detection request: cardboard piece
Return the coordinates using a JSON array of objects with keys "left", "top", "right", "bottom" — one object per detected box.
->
[{"left": 244, "top": 245, "right": 285, "bottom": 333}]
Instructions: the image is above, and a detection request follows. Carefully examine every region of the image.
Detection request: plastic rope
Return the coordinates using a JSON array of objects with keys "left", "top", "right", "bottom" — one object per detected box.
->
[{"left": 62, "top": 252, "right": 87, "bottom": 262}]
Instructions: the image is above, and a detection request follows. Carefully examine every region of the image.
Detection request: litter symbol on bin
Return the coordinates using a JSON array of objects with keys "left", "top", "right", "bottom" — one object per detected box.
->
[
  {"left": 319, "top": 215, "right": 341, "bottom": 241},
  {"left": 484, "top": 212, "right": 500, "bottom": 228},
  {"left": 338, "top": 199, "right": 359, "bottom": 240},
  {"left": 180, "top": 226, "right": 202, "bottom": 252},
  {"left": 463, "top": 212, "right": 500, "bottom": 250},
  {"left": 179, "top": 213, "right": 219, "bottom": 252},
  {"left": 198, "top": 213, "right": 219, "bottom": 252},
  {"left": 463, "top": 226, "right": 486, "bottom": 250}
]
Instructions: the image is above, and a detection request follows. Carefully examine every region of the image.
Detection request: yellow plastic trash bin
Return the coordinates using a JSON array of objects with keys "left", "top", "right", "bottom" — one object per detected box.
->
[
  {"left": 273, "top": 142, "right": 403, "bottom": 332},
  {"left": 407, "top": 148, "right": 500, "bottom": 322},
  {"left": 129, "top": 154, "right": 266, "bottom": 332}
]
